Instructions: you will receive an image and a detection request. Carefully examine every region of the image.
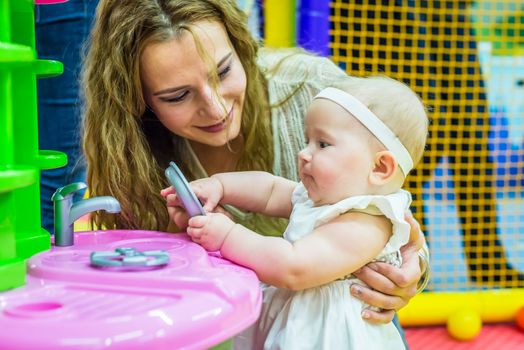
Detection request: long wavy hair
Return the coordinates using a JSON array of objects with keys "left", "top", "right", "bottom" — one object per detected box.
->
[{"left": 82, "top": 0, "right": 271, "bottom": 230}]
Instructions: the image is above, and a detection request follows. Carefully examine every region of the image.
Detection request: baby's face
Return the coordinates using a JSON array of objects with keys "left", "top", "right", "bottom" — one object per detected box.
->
[{"left": 298, "top": 99, "right": 378, "bottom": 205}]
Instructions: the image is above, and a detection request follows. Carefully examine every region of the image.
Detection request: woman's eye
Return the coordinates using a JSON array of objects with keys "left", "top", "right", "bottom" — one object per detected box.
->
[
  {"left": 218, "top": 64, "right": 232, "bottom": 79},
  {"left": 165, "top": 90, "right": 189, "bottom": 103}
]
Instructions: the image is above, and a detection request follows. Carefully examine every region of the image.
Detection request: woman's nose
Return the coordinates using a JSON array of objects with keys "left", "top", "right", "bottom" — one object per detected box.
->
[{"left": 200, "top": 85, "right": 224, "bottom": 120}]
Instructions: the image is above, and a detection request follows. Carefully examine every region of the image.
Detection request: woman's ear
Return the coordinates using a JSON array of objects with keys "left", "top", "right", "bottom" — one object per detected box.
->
[{"left": 369, "top": 151, "right": 398, "bottom": 185}]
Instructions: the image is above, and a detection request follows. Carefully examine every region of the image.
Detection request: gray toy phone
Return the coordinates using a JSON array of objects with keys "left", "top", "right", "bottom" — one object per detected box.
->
[{"left": 165, "top": 161, "right": 206, "bottom": 217}]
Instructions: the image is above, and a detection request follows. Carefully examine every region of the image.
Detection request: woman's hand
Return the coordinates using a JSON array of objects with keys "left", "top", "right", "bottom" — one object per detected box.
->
[
  {"left": 161, "top": 188, "right": 191, "bottom": 230},
  {"left": 351, "top": 213, "right": 425, "bottom": 324}
]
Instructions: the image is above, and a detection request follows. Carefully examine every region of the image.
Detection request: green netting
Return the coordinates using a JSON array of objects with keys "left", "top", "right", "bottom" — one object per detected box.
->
[{"left": 329, "top": 0, "right": 523, "bottom": 290}]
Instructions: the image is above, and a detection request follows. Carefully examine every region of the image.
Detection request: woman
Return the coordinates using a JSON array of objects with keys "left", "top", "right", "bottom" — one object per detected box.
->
[{"left": 82, "top": 0, "right": 427, "bottom": 331}]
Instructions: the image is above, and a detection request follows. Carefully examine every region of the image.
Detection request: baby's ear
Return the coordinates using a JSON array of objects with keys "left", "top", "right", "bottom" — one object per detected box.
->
[{"left": 369, "top": 151, "right": 398, "bottom": 185}]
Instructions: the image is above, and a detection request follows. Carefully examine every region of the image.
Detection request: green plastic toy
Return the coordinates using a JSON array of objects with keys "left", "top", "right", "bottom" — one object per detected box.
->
[{"left": 0, "top": 0, "right": 67, "bottom": 291}]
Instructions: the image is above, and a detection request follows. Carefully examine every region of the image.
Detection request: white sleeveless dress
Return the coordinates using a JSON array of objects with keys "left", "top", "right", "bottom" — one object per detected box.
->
[{"left": 234, "top": 182, "right": 411, "bottom": 350}]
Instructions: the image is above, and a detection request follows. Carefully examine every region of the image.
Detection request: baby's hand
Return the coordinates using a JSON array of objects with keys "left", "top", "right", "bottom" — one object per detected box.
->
[
  {"left": 161, "top": 177, "right": 224, "bottom": 229},
  {"left": 186, "top": 213, "right": 235, "bottom": 252},
  {"left": 190, "top": 177, "right": 224, "bottom": 212}
]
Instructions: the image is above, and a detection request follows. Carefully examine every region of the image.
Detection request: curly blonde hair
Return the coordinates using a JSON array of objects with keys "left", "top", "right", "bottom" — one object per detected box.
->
[{"left": 82, "top": 0, "right": 272, "bottom": 230}]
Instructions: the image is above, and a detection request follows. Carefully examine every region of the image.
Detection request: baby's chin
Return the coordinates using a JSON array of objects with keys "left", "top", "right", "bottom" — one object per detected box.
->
[
  {"left": 310, "top": 190, "right": 354, "bottom": 207},
  {"left": 309, "top": 194, "right": 338, "bottom": 207},
  {"left": 302, "top": 180, "right": 352, "bottom": 206}
]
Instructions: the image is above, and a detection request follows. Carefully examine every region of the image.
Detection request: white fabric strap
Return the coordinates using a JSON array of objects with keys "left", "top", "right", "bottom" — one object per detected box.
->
[{"left": 314, "top": 87, "right": 413, "bottom": 175}]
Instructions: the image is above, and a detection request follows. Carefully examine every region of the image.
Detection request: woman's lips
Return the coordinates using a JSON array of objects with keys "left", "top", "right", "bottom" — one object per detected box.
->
[{"left": 197, "top": 107, "right": 234, "bottom": 133}]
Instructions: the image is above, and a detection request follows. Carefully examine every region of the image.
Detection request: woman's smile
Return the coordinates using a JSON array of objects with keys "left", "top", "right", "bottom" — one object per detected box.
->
[{"left": 197, "top": 106, "right": 234, "bottom": 133}]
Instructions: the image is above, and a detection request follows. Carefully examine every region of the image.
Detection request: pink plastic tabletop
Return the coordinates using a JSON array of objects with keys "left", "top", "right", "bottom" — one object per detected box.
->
[{"left": 0, "top": 230, "right": 261, "bottom": 349}]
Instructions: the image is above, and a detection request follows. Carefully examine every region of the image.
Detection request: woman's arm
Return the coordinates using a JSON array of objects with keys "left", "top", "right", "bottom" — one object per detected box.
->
[{"left": 351, "top": 213, "right": 428, "bottom": 323}]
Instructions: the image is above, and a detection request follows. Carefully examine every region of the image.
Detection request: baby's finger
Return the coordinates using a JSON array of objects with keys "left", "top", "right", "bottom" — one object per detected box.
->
[
  {"left": 191, "top": 187, "right": 218, "bottom": 212},
  {"left": 203, "top": 198, "right": 219, "bottom": 212},
  {"left": 188, "top": 215, "right": 209, "bottom": 228},
  {"left": 186, "top": 226, "right": 201, "bottom": 239}
]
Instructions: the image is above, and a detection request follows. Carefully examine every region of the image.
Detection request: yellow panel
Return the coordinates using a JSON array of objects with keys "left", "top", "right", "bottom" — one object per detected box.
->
[
  {"left": 264, "top": 0, "right": 295, "bottom": 47},
  {"left": 399, "top": 289, "right": 524, "bottom": 325}
]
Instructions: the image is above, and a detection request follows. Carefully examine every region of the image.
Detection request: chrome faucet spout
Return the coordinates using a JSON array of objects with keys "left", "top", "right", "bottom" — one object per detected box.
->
[
  {"left": 69, "top": 197, "right": 121, "bottom": 225},
  {"left": 52, "top": 182, "right": 121, "bottom": 247}
]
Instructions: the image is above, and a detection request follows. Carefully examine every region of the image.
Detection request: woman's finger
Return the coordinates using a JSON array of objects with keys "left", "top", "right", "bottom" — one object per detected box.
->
[
  {"left": 211, "top": 205, "right": 234, "bottom": 220},
  {"left": 170, "top": 207, "right": 189, "bottom": 230},
  {"left": 160, "top": 186, "right": 174, "bottom": 196},
  {"left": 166, "top": 193, "right": 182, "bottom": 207},
  {"left": 360, "top": 308, "right": 396, "bottom": 324},
  {"left": 353, "top": 264, "right": 399, "bottom": 295},
  {"left": 374, "top": 262, "right": 416, "bottom": 289},
  {"left": 403, "top": 213, "right": 424, "bottom": 252},
  {"left": 350, "top": 283, "right": 407, "bottom": 311}
]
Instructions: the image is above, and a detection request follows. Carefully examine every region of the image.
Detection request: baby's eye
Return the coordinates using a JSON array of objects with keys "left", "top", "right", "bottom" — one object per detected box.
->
[{"left": 319, "top": 141, "right": 330, "bottom": 149}]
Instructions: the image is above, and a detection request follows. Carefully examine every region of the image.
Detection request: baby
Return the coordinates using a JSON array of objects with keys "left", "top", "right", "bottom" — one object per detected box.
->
[{"left": 166, "top": 75, "right": 428, "bottom": 349}]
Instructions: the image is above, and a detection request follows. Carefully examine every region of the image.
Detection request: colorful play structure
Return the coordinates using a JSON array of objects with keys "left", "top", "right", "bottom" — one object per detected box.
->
[
  {"left": 0, "top": 0, "right": 67, "bottom": 291},
  {"left": 1, "top": 0, "right": 523, "bottom": 348}
]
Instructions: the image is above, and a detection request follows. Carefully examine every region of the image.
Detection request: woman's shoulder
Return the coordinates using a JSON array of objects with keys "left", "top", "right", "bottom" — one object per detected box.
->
[
  {"left": 257, "top": 47, "right": 324, "bottom": 66},
  {"left": 257, "top": 47, "right": 346, "bottom": 84}
]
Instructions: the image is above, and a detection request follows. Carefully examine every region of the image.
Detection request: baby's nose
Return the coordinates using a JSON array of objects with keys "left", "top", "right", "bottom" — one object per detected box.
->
[{"left": 298, "top": 148, "right": 312, "bottom": 162}]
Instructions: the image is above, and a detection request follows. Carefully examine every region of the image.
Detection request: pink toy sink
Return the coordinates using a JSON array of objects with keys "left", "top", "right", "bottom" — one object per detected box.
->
[{"left": 0, "top": 230, "right": 261, "bottom": 350}]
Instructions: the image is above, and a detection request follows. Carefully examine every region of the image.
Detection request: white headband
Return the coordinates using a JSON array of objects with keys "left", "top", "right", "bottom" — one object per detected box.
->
[{"left": 314, "top": 87, "right": 413, "bottom": 175}]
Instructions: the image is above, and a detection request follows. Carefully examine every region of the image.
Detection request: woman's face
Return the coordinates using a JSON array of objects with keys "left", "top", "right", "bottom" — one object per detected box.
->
[{"left": 140, "top": 20, "right": 246, "bottom": 147}]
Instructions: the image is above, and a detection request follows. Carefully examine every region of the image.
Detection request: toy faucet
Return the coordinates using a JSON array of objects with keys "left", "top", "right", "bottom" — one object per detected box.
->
[{"left": 52, "top": 182, "right": 120, "bottom": 246}]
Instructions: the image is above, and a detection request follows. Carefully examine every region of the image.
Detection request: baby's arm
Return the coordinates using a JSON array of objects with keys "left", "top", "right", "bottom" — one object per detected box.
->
[
  {"left": 163, "top": 171, "right": 296, "bottom": 229},
  {"left": 210, "top": 171, "right": 296, "bottom": 218},
  {"left": 190, "top": 210, "right": 392, "bottom": 290}
]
